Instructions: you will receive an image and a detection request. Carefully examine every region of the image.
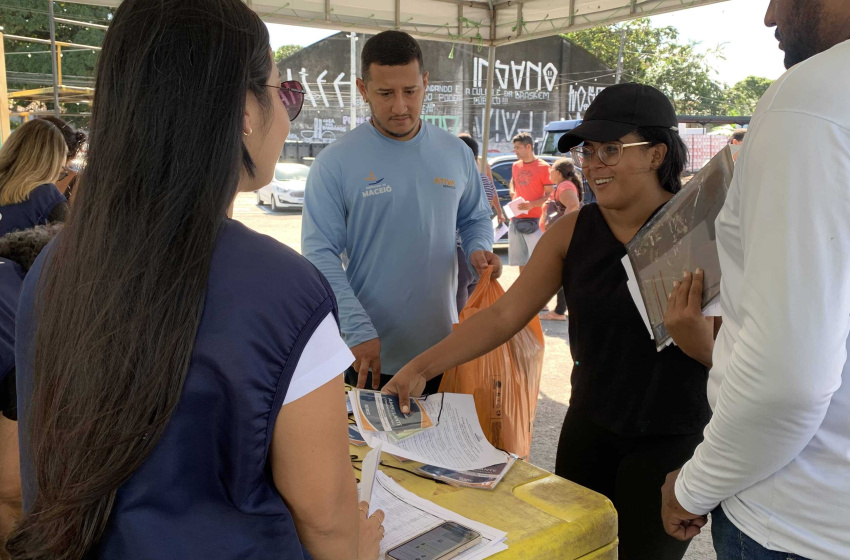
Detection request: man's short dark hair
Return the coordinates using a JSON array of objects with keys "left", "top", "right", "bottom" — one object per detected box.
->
[
  {"left": 457, "top": 133, "right": 479, "bottom": 158},
  {"left": 730, "top": 129, "right": 747, "bottom": 143},
  {"left": 361, "top": 31, "right": 425, "bottom": 82},
  {"left": 512, "top": 132, "right": 533, "bottom": 147}
]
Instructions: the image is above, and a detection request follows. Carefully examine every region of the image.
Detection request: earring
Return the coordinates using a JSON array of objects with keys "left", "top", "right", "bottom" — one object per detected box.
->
[{"left": 243, "top": 128, "right": 253, "bottom": 137}]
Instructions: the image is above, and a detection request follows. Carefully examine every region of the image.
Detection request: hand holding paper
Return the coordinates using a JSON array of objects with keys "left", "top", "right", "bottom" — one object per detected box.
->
[
  {"left": 663, "top": 269, "right": 715, "bottom": 367},
  {"left": 502, "top": 197, "right": 527, "bottom": 220}
]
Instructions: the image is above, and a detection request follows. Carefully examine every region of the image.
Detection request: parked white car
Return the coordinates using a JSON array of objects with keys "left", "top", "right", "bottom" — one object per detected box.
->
[{"left": 256, "top": 162, "right": 310, "bottom": 211}]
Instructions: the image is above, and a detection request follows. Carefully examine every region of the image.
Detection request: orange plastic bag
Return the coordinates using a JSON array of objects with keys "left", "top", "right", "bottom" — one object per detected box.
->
[{"left": 439, "top": 266, "right": 544, "bottom": 459}]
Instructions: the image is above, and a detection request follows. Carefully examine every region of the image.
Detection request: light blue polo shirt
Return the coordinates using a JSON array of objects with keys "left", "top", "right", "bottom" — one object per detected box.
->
[{"left": 302, "top": 121, "right": 493, "bottom": 374}]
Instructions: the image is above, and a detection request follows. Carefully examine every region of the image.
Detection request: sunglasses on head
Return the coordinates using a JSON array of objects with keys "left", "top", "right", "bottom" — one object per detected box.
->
[{"left": 264, "top": 80, "right": 306, "bottom": 122}]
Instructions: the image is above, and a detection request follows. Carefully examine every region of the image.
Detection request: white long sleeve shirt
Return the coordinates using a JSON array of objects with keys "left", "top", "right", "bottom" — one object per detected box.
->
[{"left": 675, "top": 39, "right": 850, "bottom": 560}]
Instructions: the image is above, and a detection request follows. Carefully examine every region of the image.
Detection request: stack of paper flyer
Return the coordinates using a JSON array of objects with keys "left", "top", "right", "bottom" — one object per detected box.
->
[
  {"left": 352, "top": 389, "right": 437, "bottom": 441},
  {"left": 349, "top": 425, "right": 367, "bottom": 447},
  {"left": 416, "top": 458, "right": 516, "bottom": 490},
  {"left": 622, "top": 146, "right": 735, "bottom": 350},
  {"left": 369, "top": 472, "right": 508, "bottom": 560},
  {"left": 349, "top": 392, "right": 511, "bottom": 472}
]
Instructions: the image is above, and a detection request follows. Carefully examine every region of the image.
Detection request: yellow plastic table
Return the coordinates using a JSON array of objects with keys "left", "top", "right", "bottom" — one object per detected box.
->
[{"left": 351, "top": 445, "right": 618, "bottom": 559}]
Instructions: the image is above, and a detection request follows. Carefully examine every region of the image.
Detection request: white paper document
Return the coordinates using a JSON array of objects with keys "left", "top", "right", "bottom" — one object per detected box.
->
[
  {"left": 359, "top": 441, "right": 382, "bottom": 504},
  {"left": 502, "top": 196, "right": 527, "bottom": 220},
  {"left": 349, "top": 393, "right": 509, "bottom": 471},
  {"left": 370, "top": 472, "right": 507, "bottom": 560},
  {"left": 492, "top": 218, "right": 509, "bottom": 243},
  {"left": 622, "top": 255, "right": 654, "bottom": 339}
]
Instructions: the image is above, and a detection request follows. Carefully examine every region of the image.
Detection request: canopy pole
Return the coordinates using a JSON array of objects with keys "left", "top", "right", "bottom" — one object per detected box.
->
[
  {"left": 0, "top": 33, "right": 11, "bottom": 143},
  {"left": 348, "top": 32, "right": 357, "bottom": 130},
  {"left": 480, "top": 45, "right": 496, "bottom": 169},
  {"left": 48, "top": 0, "right": 60, "bottom": 117}
]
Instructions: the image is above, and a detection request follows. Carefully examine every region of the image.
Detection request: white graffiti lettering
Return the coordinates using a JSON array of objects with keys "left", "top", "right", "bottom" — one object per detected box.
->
[
  {"left": 474, "top": 57, "right": 558, "bottom": 92},
  {"left": 569, "top": 85, "right": 606, "bottom": 113},
  {"left": 427, "top": 84, "right": 455, "bottom": 93}
]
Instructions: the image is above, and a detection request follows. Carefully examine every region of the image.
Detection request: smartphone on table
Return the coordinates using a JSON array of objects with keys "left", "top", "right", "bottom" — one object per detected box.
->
[{"left": 385, "top": 521, "right": 482, "bottom": 560}]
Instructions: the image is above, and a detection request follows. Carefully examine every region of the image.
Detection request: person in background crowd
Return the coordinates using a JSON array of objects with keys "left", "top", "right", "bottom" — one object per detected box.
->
[
  {"left": 728, "top": 128, "right": 747, "bottom": 162},
  {"left": 539, "top": 158, "right": 582, "bottom": 322},
  {"left": 728, "top": 128, "right": 746, "bottom": 146},
  {"left": 455, "top": 133, "right": 504, "bottom": 311},
  {"left": 302, "top": 30, "right": 499, "bottom": 393},
  {"left": 37, "top": 116, "right": 87, "bottom": 200},
  {"left": 508, "top": 132, "right": 552, "bottom": 275},
  {"left": 458, "top": 133, "right": 503, "bottom": 223},
  {"left": 385, "top": 83, "right": 712, "bottom": 560},
  {"left": 0, "top": 120, "right": 68, "bottom": 237},
  {"left": 0, "top": 224, "right": 63, "bottom": 549},
  {"left": 5, "top": 1, "right": 384, "bottom": 558},
  {"left": 661, "top": 1, "right": 850, "bottom": 558}
]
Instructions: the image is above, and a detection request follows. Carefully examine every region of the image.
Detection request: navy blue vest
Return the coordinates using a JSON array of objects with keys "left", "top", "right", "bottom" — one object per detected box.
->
[
  {"left": 0, "top": 258, "right": 23, "bottom": 382},
  {"left": 17, "top": 220, "right": 337, "bottom": 559},
  {"left": 0, "top": 183, "right": 66, "bottom": 237}
]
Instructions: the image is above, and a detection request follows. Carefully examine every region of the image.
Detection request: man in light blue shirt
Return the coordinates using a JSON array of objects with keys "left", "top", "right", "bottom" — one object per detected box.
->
[{"left": 302, "top": 30, "right": 500, "bottom": 391}]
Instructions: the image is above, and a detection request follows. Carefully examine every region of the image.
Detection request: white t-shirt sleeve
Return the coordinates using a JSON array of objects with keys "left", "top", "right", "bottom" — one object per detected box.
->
[{"left": 283, "top": 313, "right": 354, "bottom": 405}]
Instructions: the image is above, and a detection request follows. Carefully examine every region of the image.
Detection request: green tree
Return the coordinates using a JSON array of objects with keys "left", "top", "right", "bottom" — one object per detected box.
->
[
  {"left": 723, "top": 76, "right": 774, "bottom": 115},
  {"left": 564, "top": 18, "right": 727, "bottom": 115},
  {"left": 1, "top": 1, "right": 113, "bottom": 126},
  {"left": 274, "top": 44, "right": 301, "bottom": 63}
]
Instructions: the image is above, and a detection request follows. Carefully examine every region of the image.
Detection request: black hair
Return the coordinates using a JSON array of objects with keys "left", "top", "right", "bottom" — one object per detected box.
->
[
  {"left": 457, "top": 133, "right": 478, "bottom": 158},
  {"left": 38, "top": 116, "right": 87, "bottom": 159},
  {"left": 512, "top": 132, "right": 533, "bottom": 147},
  {"left": 0, "top": 224, "right": 63, "bottom": 272},
  {"left": 730, "top": 129, "right": 747, "bottom": 143},
  {"left": 634, "top": 127, "right": 688, "bottom": 194},
  {"left": 551, "top": 158, "right": 583, "bottom": 203},
  {"left": 361, "top": 30, "right": 425, "bottom": 82}
]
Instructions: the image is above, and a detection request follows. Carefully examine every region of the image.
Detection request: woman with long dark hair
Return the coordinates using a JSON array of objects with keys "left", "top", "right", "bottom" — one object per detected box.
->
[
  {"left": 386, "top": 83, "right": 713, "bottom": 559},
  {"left": 6, "top": 1, "right": 383, "bottom": 559}
]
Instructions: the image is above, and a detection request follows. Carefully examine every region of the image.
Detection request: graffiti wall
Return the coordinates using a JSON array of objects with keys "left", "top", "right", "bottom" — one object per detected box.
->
[{"left": 278, "top": 33, "right": 614, "bottom": 152}]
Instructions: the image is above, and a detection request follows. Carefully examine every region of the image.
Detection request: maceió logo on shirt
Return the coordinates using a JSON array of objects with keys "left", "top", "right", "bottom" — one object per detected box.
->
[{"left": 362, "top": 171, "right": 392, "bottom": 198}]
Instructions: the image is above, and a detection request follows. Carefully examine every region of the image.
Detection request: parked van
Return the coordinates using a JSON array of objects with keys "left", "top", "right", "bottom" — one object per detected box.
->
[{"left": 540, "top": 119, "right": 583, "bottom": 156}]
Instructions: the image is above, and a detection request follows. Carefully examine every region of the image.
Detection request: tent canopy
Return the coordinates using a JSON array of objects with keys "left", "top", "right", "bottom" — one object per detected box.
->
[
  {"left": 67, "top": 0, "right": 728, "bottom": 46},
  {"left": 48, "top": 0, "right": 730, "bottom": 153}
]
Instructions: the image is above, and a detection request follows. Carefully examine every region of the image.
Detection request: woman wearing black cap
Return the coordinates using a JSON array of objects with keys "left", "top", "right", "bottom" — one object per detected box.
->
[{"left": 385, "top": 83, "right": 713, "bottom": 559}]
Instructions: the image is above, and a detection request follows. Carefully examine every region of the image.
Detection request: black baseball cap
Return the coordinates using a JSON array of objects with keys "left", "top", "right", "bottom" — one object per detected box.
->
[{"left": 558, "top": 83, "right": 679, "bottom": 153}]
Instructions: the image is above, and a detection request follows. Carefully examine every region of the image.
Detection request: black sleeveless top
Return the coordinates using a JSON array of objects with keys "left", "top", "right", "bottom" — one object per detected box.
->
[{"left": 563, "top": 204, "right": 712, "bottom": 437}]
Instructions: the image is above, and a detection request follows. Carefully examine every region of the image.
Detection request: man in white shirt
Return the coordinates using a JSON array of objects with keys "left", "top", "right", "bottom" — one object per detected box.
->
[{"left": 660, "top": 1, "right": 850, "bottom": 559}]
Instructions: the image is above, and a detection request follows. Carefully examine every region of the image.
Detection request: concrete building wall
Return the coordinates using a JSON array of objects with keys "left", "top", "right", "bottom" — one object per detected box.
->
[{"left": 278, "top": 33, "right": 613, "bottom": 153}]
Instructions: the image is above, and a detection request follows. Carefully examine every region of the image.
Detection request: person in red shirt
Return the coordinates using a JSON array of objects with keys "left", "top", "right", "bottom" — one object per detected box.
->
[{"left": 508, "top": 132, "right": 552, "bottom": 273}]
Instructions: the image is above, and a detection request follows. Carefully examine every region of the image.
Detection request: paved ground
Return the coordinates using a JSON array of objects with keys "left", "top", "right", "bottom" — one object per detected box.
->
[{"left": 233, "top": 192, "right": 715, "bottom": 559}]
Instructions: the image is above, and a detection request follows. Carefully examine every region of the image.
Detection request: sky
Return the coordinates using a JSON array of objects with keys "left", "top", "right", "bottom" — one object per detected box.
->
[{"left": 266, "top": 0, "right": 787, "bottom": 87}]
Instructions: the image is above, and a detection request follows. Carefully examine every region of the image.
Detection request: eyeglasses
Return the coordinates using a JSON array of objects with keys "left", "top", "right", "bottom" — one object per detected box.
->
[
  {"left": 570, "top": 141, "right": 651, "bottom": 167},
  {"left": 264, "top": 80, "right": 306, "bottom": 122}
]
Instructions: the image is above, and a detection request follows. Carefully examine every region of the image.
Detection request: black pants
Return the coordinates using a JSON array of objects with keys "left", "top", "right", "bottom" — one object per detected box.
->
[
  {"left": 0, "top": 369, "right": 16, "bottom": 421},
  {"left": 344, "top": 367, "right": 444, "bottom": 396},
  {"left": 555, "top": 408, "right": 704, "bottom": 560},
  {"left": 554, "top": 287, "right": 567, "bottom": 315}
]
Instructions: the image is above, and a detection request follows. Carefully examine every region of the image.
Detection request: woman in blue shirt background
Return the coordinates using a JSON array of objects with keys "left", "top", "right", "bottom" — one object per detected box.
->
[
  {"left": 0, "top": 119, "right": 69, "bottom": 237},
  {"left": 5, "top": 0, "right": 383, "bottom": 558}
]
